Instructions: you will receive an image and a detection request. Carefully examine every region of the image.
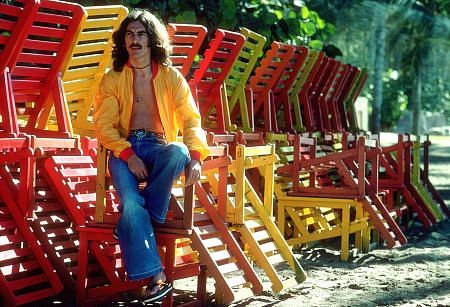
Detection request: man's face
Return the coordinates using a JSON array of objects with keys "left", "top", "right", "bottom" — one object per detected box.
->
[{"left": 125, "top": 21, "right": 150, "bottom": 60}]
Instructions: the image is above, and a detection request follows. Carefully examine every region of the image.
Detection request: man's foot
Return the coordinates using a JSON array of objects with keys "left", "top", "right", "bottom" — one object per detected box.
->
[
  {"left": 142, "top": 281, "right": 173, "bottom": 303},
  {"left": 113, "top": 227, "right": 119, "bottom": 240}
]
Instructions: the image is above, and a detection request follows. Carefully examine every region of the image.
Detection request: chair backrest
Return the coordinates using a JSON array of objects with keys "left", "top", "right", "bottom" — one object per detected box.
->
[
  {"left": 272, "top": 45, "right": 309, "bottom": 132},
  {"left": 0, "top": 0, "right": 39, "bottom": 136},
  {"left": 308, "top": 57, "right": 340, "bottom": 132},
  {"left": 345, "top": 68, "right": 368, "bottom": 132},
  {"left": 192, "top": 29, "right": 245, "bottom": 132},
  {"left": 8, "top": 0, "right": 86, "bottom": 136},
  {"left": 295, "top": 51, "right": 325, "bottom": 132},
  {"left": 320, "top": 62, "right": 350, "bottom": 132},
  {"left": 333, "top": 65, "right": 359, "bottom": 132},
  {"left": 61, "top": 5, "right": 128, "bottom": 137},
  {"left": 224, "top": 28, "right": 266, "bottom": 132},
  {"left": 273, "top": 46, "right": 308, "bottom": 107},
  {"left": 167, "top": 23, "right": 207, "bottom": 79},
  {"left": 287, "top": 50, "right": 321, "bottom": 132},
  {"left": 248, "top": 41, "right": 294, "bottom": 131}
]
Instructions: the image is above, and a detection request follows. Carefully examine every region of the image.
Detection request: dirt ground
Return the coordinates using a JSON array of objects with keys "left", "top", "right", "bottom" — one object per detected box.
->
[
  {"left": 225, "top": 136, "right": 450, "bottom": 307},
  {"left": 30, "top": 137, "right": 450, "bottom": 307}
]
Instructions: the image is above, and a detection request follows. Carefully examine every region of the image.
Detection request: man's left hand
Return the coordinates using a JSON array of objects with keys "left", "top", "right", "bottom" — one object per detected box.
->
[{"left": 185, "top": 160, "right": 201, "bottom": 186}]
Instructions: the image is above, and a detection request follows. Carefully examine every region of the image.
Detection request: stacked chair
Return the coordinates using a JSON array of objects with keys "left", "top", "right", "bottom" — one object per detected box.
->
[{"left": 0, "top": 1, "right": 448, "bottom": 306}]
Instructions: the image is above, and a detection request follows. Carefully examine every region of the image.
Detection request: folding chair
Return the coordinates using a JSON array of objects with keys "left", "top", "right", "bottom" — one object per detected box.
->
[
  {"left": 167, "top": 23, "right": 207, "bottom": 79},
  {"left": 0, "top": 138, "right": 64, "bottom": 306},
  {"left": 43, "top": 141, "right": 203, "bottom": 306},
  {"left": 188, "top": 145, "right": 263, "bottom": 304},
  {"left": 307, "top": 57, "right": 340, "bottom": 133},
  {"left": 277, "top": 133, "right": 407, "bottom": 250},
  {"left": 370, "top": 133, "right": 436, "bottom": 228},
  {"left": 292, "top": 50, "right": 325, "bottom": 133},
  {"left": 61, "top": 5, "right": 128, "bottom": 137},
  {"left": 0, "top": 0, "right": 39, "bottom": 137},
  {"left": 248, "top": 42, "right": 294, "bottom": 132},
  {"left": 272, "top": 46, "right": 308, "bottom": 133},
  {"left": 206, "top": 132, "right": 307, "bottom": 292},
  {"left": 6, "top": 0, "right": 86, "bottom": 137},
  {"left": 414, "top": 135, "right": 450, "bottom": 217},
  {"left": 224, "top": 28, "right": 266, "bottom": 132},
  {"left": 318, "top": 62, "right": 351, "bottom": 133},
  {"left": 343, "top": 68, "right": 368, "bottom": 133},
  {"left": 192, "top": 29, "right": 245, "bottom": 133}
]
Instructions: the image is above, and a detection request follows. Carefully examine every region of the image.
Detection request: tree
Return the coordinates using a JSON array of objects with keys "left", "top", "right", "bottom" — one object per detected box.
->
[{"left": 310, "top": 0, "right": 450, "bottom": 133}]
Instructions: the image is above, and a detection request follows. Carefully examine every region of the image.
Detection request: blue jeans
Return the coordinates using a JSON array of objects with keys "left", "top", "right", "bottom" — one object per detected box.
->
[{"left": 108, "top": 134, "right": 190, "bottom": 280}]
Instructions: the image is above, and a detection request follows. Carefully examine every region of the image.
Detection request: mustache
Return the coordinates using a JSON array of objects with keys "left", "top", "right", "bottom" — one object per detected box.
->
[{"left": 129, "top": 43, "right": 142, "bottom": 48}]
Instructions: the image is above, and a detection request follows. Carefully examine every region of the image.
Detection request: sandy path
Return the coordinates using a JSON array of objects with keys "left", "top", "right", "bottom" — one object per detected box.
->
[{"left": 228, "top": 137, "right": 450, "bottom": 307}]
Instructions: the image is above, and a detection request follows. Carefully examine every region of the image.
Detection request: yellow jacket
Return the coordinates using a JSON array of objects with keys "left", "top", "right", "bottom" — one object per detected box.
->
[{"left": 94, "top": 61, "right": 210, "bottom": 161}]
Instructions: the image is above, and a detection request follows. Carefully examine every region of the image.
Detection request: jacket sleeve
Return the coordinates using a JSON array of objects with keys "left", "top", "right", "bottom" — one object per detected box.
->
[
  {"left": 171, "top": 69, "right": 210, "bottom": 161},
  {"left": 93, "top": 73, "right": 133, "bottom": 159}
]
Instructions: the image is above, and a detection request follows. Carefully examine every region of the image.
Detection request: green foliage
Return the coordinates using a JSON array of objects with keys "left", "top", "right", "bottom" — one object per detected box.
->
[
  {"left": 111, "top": 0, "right": 336, "bottom": 52},
  {"left": 310, "top": 0, "right": 450, "bottom": 131},
  {"left": 381, "top": 69, "right": 408, "bottom": 130}
]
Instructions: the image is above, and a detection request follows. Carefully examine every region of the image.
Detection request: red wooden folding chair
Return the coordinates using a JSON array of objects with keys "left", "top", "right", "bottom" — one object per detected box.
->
[
  {"left": 369, "top": 133, "right": 435, "bottom": 228},
  {"left": 6, "top": 0, "right": 86, "bottom": 137},
  {"left": 333, "top": 65, "right": 360, "bottom": 132},
  {"left": 307, "top": 57, "right": 340, "bottom": 132},
  {"left": 318, "top": 62, "right": 351, "bottom": 133},
  {"left": 272, "top": 46, "right": 308, "bottom": 133},
  {"left": 248, "top": 42, "right": 294, "bottom": 132},
  {"left": 294, "top": 51, "right": 325, "bottom": 133},
  {"left": 42, "top": 140, "right": 205, "bottom": 306},
  {"left": 0, "top": 0, "right": 39, "bottom": 137},
  {"left": 167, "top": 23, "right": 207, "bottom": 79},
  {"left": 0, "top": 138, "right": 64, "bottom": 306},
  {"left": 192, "top": 29, "right": 245, "bottom": 133}
]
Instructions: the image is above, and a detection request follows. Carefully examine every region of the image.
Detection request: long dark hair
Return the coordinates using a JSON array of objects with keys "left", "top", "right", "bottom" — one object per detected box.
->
[{"left": 112, "top": 9, "right": 172, "bottom": 71}]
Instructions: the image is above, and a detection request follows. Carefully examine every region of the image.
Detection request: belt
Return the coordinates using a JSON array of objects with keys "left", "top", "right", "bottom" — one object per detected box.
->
[{"left": 129, "top": 129, "right": 165, "bottom": 139}]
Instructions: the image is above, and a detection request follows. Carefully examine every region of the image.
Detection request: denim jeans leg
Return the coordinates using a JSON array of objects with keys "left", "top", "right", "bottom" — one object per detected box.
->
[
  {"left": 141, "top": 142, "right": 190, "bottom": 223},
  {"left": 108, "top": 154, "right": 162, "bottom": 280}
]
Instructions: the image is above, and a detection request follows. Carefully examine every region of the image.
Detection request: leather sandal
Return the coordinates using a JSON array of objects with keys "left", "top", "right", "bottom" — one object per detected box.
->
[{"left": 142, "top": 281, "right": 173, "bottom": 303}]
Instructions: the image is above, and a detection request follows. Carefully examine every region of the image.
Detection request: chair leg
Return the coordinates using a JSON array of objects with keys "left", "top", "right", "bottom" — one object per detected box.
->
[
  {"left": 161, "top": 238, "right": 176, "bottom": 307},
  {"left": 77, "top": 232, "right": 89, "bottom": 306},
  {"left": 197, "top": 265, "right": 208, "bottom": 306}
]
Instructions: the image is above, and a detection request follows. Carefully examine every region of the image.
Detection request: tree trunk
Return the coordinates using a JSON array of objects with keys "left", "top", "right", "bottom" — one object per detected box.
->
[
  {"left": 371, "top": 5, "right": 387, "bottom": 134},
  {"left": 411, "top": 64, "right": 422, "bottom": 135}
]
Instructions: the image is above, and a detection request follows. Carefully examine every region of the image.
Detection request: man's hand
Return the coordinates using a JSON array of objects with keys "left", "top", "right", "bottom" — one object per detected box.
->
[
  {"left": 127, "top": 154, "right": 148, "bottom": 181},
  {"left": 185, "top": 160, "right": 201, "bottom": 186}
]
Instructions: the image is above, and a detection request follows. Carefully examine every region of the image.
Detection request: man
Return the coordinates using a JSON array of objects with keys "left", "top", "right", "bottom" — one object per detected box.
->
[{"left": 94, "top": 9, "right": 210, "bottom": 303}]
